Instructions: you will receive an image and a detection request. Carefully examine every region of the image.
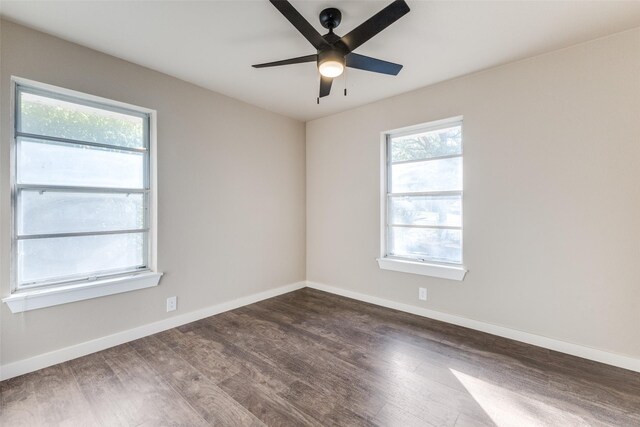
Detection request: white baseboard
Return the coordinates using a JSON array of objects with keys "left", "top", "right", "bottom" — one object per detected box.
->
[
  {"left": 306, "top": 281, "right": 640, "bottom": 373},
  {"left": 0, "top": 281, "right": 306, "bottom": 381}
]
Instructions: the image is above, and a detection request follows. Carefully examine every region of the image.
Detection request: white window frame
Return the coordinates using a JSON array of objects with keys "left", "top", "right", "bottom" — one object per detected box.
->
[
  {"left": 3, "top": 77, "right": 162, "bottom": 313},
  {"left": 377, "top": 116, "right": 467, "bottom": 281}
]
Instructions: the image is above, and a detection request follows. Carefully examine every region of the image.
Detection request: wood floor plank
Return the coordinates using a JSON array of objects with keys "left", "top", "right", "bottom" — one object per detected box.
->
[
  {"left": 31, "top": 363, "right": 99, "bottom": 426},
  {"left": 229, "top": 308, "right": 498, "bottom": 425},
  {"left": 2, "top": 288, "right": 640, "bottom": 426},
  {"left": 100, "top": 343, "right": 210, "bottom": 426},
  {"left": 248, "top": 297, "right": 495, "bottom": 424},
  {"left": 374, "top": 401, "right": 453, "bottom": 427},
  {"left": 168, "top": 324, "right": 297, "bottom": 395},
  {"left": 130, "top": 335, "right": 265, "bottom": 427},
  {"left": 413, "top": 359, "right": 480, "bottom": 393},
  {"left": 279, "top": 380, "right": 377, "bottom": 426},
  {"left": 155, "top": 327, "right": 244, "bottom": 384},
  {"left": 269, "top": 291, "right": 497, "bottom": 373},
  {"left": 453, "top": 413, "right": 497, "bottom": 427},
  {"left": 207, "top": 310, "right": 388, "bottom": 418},
  {"left": 218, "top": 372, "right": 323, "bottom": 427},
  {"left": 235, "top": 304, "right": 475, "bottom": 424},
  {"left": 68, "top": 351, "right": 146, "bottom": 426},
  {"left": 247, "top": 300, "right": 428, "bottom": 374},
  {"left": 0, "top": 372, "right": 44, "bottom": 426},
  {"left": 70, "top": 345, "right": 207, "bottom": 427},
  {"left": 546, "top": 377, "right": 640, "bottom": 425}
]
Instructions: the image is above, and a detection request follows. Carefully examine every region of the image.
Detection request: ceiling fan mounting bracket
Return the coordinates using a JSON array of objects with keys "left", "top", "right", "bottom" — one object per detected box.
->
[{"left": 319, "top": 8, "right": 342, "bottom": 30}]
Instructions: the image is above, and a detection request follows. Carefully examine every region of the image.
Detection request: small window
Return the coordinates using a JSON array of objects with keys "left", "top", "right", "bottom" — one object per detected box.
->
[
  {"left": 382, "top": 118, "right": 463, "bottom": 266},
  {"left": 13, "top": 82, "right": 152, "bottom": 290}
]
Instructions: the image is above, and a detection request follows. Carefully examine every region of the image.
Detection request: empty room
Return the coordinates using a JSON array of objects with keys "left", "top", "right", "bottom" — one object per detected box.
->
[{"left": 0, "top": 0, "right": 639, "bottom": 425}]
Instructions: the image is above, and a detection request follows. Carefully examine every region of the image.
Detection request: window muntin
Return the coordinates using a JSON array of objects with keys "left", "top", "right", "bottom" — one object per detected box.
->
[
  {"left": 385, "top": 121, "right": 463, "bottom": 265},
  {"left": 14, "top": 84, "right": 151, "bottom": 289}
]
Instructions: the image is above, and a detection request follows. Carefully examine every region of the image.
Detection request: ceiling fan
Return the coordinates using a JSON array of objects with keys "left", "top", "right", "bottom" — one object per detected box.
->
[{"left": 253, "top": 0, "right": 411, "bottom": 101}]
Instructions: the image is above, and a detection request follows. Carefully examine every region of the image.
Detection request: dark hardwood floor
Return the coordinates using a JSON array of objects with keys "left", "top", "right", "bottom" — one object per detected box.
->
[{"left": 2, "top": 288, "right": 639, "bottom": 426}]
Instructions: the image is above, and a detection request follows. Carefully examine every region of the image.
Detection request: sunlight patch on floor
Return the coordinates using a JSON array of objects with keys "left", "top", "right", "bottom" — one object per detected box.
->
[{"left": 449, "top": 369, "right": 591, "bottom": 427}]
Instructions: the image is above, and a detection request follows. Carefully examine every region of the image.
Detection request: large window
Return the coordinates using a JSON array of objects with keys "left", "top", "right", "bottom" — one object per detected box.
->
[
  {"left": 13, "top": 82, "right": 152, "bottom": 290},
  {"left": 380, "top": 117, "right": 464, "bottom": 278}
]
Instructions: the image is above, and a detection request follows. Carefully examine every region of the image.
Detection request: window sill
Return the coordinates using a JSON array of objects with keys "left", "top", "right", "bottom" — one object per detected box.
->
[
  {"left": 377, "top": 258, "right": 467, "bottom": 281},
  {"left": 2, "top": 272, "right": 163, "bottom": 313}
]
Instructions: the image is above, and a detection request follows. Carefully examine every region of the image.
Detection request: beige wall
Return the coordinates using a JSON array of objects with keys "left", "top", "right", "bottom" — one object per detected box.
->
[
  {"left": 0, "top": 20, "right": 306, "bottom": 364},
  {"left": 307, "top": 29, "right": 640, "bottom": 359}
]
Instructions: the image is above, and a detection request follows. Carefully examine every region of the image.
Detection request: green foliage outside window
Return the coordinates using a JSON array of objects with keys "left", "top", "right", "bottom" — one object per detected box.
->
[
  {"left": 21, "top": 96, "right": 144, "bottom": 149},
  {"left": 391, "top": 126, "right": 461, "bottom": 162}
]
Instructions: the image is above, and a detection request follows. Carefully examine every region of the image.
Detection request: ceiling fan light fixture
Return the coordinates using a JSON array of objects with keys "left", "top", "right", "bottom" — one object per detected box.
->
[
  {"left": 318, "top": 49, "right": 345, "bottom": 78},
  {"left": 319, "top": 59, "right": 344, "bottom": 77}
]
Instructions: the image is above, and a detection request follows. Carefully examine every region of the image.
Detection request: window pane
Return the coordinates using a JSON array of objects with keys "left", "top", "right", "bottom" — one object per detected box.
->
[
  {"left": 19, "top": 91, "right": 145, "bottom": 149},
  {"left": 18, "top": 190, "right": 145, "bottom": 235},
  {"left": 389, "top": 195, "right": 461, "bottom": 227},
  {"left": 389, "top": 227, "right": 461, "bottom": 264},
  {"left": 18, "top": 232, "right": 145, "bottom": 285},
  {"left": 17, "top": 137, "right": 145, "bottom": 189},
  {"left": 391, "top": 157, "right": 462, "bottom": 193},
  {"left": 391, "top": 125, "right": 461, "bottom": 162}
]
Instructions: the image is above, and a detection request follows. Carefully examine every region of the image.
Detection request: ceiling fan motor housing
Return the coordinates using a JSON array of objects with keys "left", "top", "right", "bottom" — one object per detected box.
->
[{"left": 318, "top": 49, "right": 345, "bottom": 66}]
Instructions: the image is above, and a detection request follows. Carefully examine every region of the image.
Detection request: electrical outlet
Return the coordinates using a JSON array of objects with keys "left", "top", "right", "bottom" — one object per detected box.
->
[
  {"left": 166, "top": 296, "right": 177, "bottom": 312},
  {"left": 418, "top": 287, "right": 427, "bottom": 301}
]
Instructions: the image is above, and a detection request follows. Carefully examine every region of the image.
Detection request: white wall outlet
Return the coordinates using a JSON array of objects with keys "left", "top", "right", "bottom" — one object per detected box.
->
[
  {"left": 166, "top": 296, "right": 177, "bottom": 312},
  {"left": 418, "top": 287, "right": 427, "bottom": 301}
]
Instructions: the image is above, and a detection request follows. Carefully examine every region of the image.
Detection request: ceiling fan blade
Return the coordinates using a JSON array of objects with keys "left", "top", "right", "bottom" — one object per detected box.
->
[
  {"left": 346, "top": 53, "right": 403, "bottom": 75},
  {"left": 319, "top": 75, "right": 333, "bottom": 98},
  {"left": 269, "top": 0, "right": 330, "bottom": 50},
  {"left": 339, "top": 0, "right": 410, "bottom": 53},
  {"left": 253, "top": 54, "right": 318, "bottom": 68}
]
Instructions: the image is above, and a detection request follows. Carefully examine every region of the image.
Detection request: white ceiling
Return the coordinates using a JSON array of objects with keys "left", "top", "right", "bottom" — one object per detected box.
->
[{"left": 2, "top": 1, "right": 640, "bottom": 121}]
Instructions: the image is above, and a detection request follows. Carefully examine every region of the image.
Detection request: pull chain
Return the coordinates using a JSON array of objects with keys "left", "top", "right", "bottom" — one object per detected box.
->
[{"left": 344, "top": 67, "right": 348, "bottom": 96}]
